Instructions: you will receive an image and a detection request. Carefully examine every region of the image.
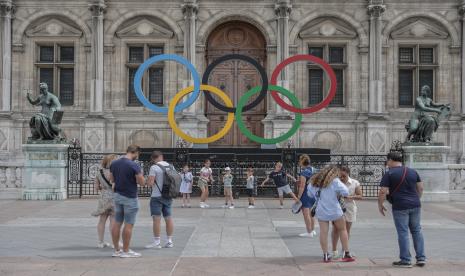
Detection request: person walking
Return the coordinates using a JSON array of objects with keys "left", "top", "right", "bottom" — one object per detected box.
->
[
  {"left": 92, "top": 154, "right": 117, "bottom": 248},
  {"left": 261, "top": 162, "right": 299, "bottom": 208},
  {"left": 145, "top": 151, "right": 176, "bottom": 249},
  {"left": 378, "top": 152, "right": 426, "bottom": 268},
  {"left": 109, "top": 145, "right": 146, "bottom": 258},
  {"left": 222, "top": 167, "right": 235, "bottom": 209},
  {"left": 331, "top": 166, "right": 362, "bottom": 258},
  {"left": 246, "top": 167, "right": 256, "bottom": 209},
  {"left": 308, "top": 165, "right": 355, "bottom": 263},
  {"left": 180, "top": 164, "right": 193, "bottom": 208},
  {"left": 198, "top": 159, "right": 214, "bottom": 208},
  {"left": 297, "top": 154, "right": 317, "bottom": 238}
]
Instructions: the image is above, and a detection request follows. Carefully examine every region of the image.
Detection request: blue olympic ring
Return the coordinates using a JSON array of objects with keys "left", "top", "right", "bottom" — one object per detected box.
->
[{"left": 134, "top": 54, "right": 200, "bottom": 114}]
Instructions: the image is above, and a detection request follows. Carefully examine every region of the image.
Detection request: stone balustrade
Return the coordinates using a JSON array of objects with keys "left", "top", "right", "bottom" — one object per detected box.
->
[
  {"left": 0, "top": 163, "right": 23, "bottom": 199},
  {"left": 449, "top": 164, "right": 465, "bottom": 201}
]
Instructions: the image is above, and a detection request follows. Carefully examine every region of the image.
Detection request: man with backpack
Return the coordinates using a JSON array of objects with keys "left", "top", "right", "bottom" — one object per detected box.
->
[
  {"left": 145, "top": 151, "right": 181, "bottom": 249},
  {"left": 378, "top": 152, "right": 426, "bottom": 268}
]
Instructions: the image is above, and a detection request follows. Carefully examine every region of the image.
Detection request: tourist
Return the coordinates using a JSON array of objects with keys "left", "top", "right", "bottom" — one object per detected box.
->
[
  {"left": 297, "top": 154, "right": 317, "bottom": 238},
  {"left": 222, "top": 167, "right": 234, "bottom": 209},
  {"left": 331, "top": 166, "right": 362, "bottom": 258},
  {"left": 246, "top": 167, "right": 255, "bottom": 208},
  {"left": 180, "top": 164, "right": 193, "bottom": 208},
  {"left": 110, "top": 145, "right": 146, "bottom": 258},
  {"left": 378, "top": 152, "right": 426, "bottom": 268},
  {"left": 145, "top": 151, "right": 175, "bottom": 249},
  {"left": 198, "top": 159, "right": 214, "bottom": 208},
  {"left": 92, "top": 154, "right": 117, "bottom": 248},
  {"left": 261, "top": 162, "right": 299, "bottom": 208},
  {"left": 308, "top": 165, "right": 355, "bottom": 263}
]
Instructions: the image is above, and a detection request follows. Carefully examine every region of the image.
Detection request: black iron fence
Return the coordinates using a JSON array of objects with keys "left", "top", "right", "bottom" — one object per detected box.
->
[{"left": 67, "top": 146, "right": 387, "bottom": 198}]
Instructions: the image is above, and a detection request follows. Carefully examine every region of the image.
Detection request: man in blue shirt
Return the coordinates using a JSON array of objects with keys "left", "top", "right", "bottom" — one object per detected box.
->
[
  {"left": 378, "top": 152, "right": 426, "bottom": 268},
  {"left": 261, "top": 162, "right": 299, "bottom": 208},
  {"left": 109, "top": 145, "right": 146, "bottom": 258}
]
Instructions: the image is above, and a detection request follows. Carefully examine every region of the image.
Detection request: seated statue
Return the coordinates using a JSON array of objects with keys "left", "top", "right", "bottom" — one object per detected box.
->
[
  {"left": 405, "top": 85, "right": 450, "bottom": 143},
  {"left": 27, "top": 83, "right": 63, "bottom": 141}
]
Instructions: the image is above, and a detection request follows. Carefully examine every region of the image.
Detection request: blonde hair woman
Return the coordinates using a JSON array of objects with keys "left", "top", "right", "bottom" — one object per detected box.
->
[
  {"left": 308, "top": 165, "right": 355, "bottom": 263},
  {"left": 91, "top": 154, "right": 117, "bottom": 248}
]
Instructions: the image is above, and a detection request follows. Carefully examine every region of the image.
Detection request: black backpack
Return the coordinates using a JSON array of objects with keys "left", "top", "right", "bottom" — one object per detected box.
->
[{"left": 155, "top": 164, "right": 182, "bottom": 199}]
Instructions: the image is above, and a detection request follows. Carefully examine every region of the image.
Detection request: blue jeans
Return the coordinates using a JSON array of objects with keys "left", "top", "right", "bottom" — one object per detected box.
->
[{"left": 392, "top": 207, "right": 426, "bottom": 263}]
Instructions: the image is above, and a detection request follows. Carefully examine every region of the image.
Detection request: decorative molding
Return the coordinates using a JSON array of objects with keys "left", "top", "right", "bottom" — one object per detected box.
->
[
  {"left": 181, "top": 0, "right": 198, "bottom": 18},
  {"left": 299, "top": 18, "right": 357, "bottom": 39},
  {"left": 311, "top": 131, "right": 342, "bottom": 151},
  {"left": 275, "top": 0, "right": 292, "bottom": 18},
  {"left": 367, "top": 0, "right": 385, "bottom": 18},
  {"left": 12, "top": 43, "right": 24, "bottom": 53},
  {"left": 0, "top": 0, "right": 15, "bottom": 17},
  {"left": 391, "top": 19, "right": 448, "bottom": 39},
  {"left": 116, "top": 18, "right": 174, "bottom": 38},
  {"left": 104, "top": 44, "right": 115, "bottom": 53},
  {"left": 88, "top": 0, "right": 106, "bottom": 17},
  {"left": 25, "top": 18, "right": 83, "bottom": 38}
]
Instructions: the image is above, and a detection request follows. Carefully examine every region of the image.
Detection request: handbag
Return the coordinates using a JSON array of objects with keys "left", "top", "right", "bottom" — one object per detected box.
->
[
  {"left": 310, "top": 189, "right": 321, "bottom": 217},
  {"left": 99, "top": 169, "right": 112, "bottom": 189},
  {"left": 386, "top": 167, "right": 408, "bottom": 204}
]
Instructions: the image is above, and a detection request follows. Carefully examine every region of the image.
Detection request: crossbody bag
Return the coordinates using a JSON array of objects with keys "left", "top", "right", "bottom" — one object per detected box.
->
[{"left": 386, "top": 167, "right": 408, "bottom": 204}]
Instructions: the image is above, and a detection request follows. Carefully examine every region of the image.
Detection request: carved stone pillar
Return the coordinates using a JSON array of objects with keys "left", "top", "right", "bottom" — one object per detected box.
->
[
  {"left": 181, "top": 0, "right": 198, "bottom": 115},
  {"left": 0, "top": 0, "right": 15, "bottom": 112},
  {"left": 89, "top": 0, "right": 106, "bottom": 114},
  {"left": 367, "top": 0, "right": 385, "bottom": 115},
  {"left": 460, "top": 2, "right": 465, "bottom": 116}
]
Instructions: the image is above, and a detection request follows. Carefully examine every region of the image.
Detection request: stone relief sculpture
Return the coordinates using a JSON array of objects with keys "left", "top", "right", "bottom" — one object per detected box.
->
[
  {"left": 26, "top": 83, "right": 65, "bottom": 143},
  {"left": 405, "top": 85, "right": 451, "bottom": 143}
]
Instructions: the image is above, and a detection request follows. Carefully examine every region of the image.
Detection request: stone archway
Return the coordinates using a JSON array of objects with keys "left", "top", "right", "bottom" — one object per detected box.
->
[{"left": 205, "top": 21, "right": 266, "bottom": 148}]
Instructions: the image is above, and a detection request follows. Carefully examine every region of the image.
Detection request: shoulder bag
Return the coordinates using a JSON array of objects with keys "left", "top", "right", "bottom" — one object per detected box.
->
[{"left": 386, "top": 167, "right": 408, "bottom": 204}]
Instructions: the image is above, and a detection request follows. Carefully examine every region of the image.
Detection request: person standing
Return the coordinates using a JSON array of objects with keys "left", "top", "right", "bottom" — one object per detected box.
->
[
  {"left": 222, "top": 167, "right": 234, "bottom": 209},
  {"left": 92, "top": 154, "right": 117, "bottom": 248},
  {"left": 198, "top": 159, "right": 214, "bottom": 208},
  {"left": 109, "top": 145, "right": 146, "bottom": 258},
  {"left": 378, "top": 152, "right": 426, "bottom": 268},
  {"left": 308, "top": 166, "right": 355, "bottom": 263},
  {"left": 145, "top": 151, "right": 176, "bottom": 249},
  {"left": 261, "top": 162, "right": 299, "bottom": 208},
  {"left": 180, "top": 164, "right": 193, "bottom": 208},
  {"left": 297, "top": 154, "right": 317, "bottom": 238},
  {"left": 246, "top": 167, "right": 256, "bottom": 208},
  {"left": 331, "top": 166, "right": 362, "bottom": 258}
]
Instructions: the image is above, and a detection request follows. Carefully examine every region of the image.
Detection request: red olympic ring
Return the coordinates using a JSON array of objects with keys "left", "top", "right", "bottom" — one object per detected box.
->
[{"left": 270, "top": 54, "right": 337, "bottom": 114}]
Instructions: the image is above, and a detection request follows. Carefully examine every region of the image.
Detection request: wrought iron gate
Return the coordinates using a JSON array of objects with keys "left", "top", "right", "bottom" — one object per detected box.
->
[{"left": 67, "top": 146, "right": 387, "bottom": 198}]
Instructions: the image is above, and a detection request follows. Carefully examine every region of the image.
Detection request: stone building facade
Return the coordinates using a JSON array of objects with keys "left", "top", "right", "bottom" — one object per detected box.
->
[{"left": 1, "top": 0, "right": 465, "bottom": 163}]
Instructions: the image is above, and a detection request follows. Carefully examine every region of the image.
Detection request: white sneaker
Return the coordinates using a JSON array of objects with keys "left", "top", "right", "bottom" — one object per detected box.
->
[
  {"left": 332, "top": 250, "right": 340, "bottom": 259},
  {"left": 248, "top": 205, "right": 255, "bottom": 209},
  {"left": 222, "top": 205, "right": 228, "bottom": 208},
  {"left": 164, "top": 241, "right": 174, "bottom": 248},
  {"left": 200, "top": 202, "right": 209, "bottom": 208},
  {"left": 145, "top": 241, "right": 162, "bottom": 249},
  {"left": 97, "top": 241, "right": 111, "bottom": 248},
  {"left": 279, "top": 205, "right": 284, "bottom": 209},
  {"left": 229, "top": 205, "right": 235, "bottom": 209},
  {"left": 120, "top": 250, "right": 141, "bottom": 258},
  {"left": 310, "top": 230, "right": 317, "bottom": 237},
  {"left": 298, "top": 232, "right": 313, "bottom": 237},
  {"left": 112, "top": 250, "right": 122, "bottom": 257}
]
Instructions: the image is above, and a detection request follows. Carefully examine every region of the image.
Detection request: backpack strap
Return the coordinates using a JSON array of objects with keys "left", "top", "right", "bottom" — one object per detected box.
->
[{"left": 154, "top": 164, "right": 167, "bottom": 194}]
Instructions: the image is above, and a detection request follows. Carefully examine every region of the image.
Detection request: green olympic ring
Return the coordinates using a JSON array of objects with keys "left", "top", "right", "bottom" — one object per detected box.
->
[{"left": 235, "top": 85, "right": 302, "bottom": 144}]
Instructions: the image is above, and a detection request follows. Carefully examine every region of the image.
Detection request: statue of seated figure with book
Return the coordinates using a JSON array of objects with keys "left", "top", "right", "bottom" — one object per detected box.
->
[{"left": 26, "top": 82, "right": 65, "bottom": 143}]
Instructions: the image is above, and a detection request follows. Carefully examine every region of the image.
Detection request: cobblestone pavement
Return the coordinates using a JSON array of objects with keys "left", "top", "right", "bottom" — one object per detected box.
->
[{"left": 0, "top": 198, "right": 464, "bottom": 275}]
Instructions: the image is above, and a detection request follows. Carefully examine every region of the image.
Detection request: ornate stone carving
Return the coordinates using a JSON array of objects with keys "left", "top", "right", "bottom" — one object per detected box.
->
[
  {"left": 0, "top": 129, "right": 7, "bottom": 151},
  {"left": 312, "top": 131, "right": 342, "bottom": 151},
  {"left": 181, "top": 0, "right": 198, "bottom": 18},
  {"left": 367, "top": 0, "right": 385, "bottom": 18},
  {"left": 88, "top": 0, "right": 106, "bottom": 17},
  {"left": 300, "top": 18, "right": 357, "bottom": 39},
  {"left": 0, "top": 0, "right": 16, "bottom": 17},
  {"left": 85, "top": 130, "right": 103, "bottom": 152},
  {"left": 25, "top": 19, "right": 83, "bottom": 37},
  {"left": 391, "top": 19, "right": 448, "bottom": 39},
  {"left": 369, "top": 131, "right": 385, "bottom": 153},
  {"left": 130, "top": 130, "right": 158, "bottom": 148},
  {"left": 274, "top": 0, "right": 292, "bottom": 18},
  {"left": 116, "top": 18, "right": 174, "bottom": 38}
]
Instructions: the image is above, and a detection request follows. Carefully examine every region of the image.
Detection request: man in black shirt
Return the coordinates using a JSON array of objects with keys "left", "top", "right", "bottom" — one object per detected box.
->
[{"left": 261, "top": 162, "right": 299, "bottom": 208}]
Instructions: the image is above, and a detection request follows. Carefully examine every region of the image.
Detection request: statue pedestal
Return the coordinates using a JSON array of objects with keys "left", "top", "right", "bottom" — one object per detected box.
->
[
  {"left": 22, "top": 144, "right": 69, "bottom": 200},
  {"left": 402, "top": 145, "right": 451, "bottom": 202}
]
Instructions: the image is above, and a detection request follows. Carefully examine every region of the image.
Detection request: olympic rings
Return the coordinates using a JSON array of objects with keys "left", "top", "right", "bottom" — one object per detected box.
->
[
  {"left": 236, "top": 85, "right": 302, "bottom": 144},
  {"left": 168, "top": 85, "right": 234, "bottom": 144},
  {"left": 270, "top": 54, "right": 337, "bottom": 114},
  {"left": 202, "top": 54, "right": 268, "bottom": 113},
  {"left": 134, "top": 54, "right": 200, "bottom": 114}
]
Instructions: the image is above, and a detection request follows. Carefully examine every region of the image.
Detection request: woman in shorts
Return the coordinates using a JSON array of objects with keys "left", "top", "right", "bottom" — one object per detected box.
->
[
  {"left": 198, "top": 159, "right": 214, "bottom": 208},
  {"left": 297, "top": 154, "right": 317, "bottom": 238}
]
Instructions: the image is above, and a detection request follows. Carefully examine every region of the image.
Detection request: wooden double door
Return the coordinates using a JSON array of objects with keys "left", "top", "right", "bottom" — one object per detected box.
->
[{"left": 205, "top": 21, "right": 267, "bottom": 148}]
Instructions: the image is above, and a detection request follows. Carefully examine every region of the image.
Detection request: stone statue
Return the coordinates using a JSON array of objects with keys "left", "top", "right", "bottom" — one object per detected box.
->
[
  {"left": 405, "top": 85, "right": 451, "bottom": 143},
  {"left": 26, "top": 83, "right": 64, "bottom": 142}
]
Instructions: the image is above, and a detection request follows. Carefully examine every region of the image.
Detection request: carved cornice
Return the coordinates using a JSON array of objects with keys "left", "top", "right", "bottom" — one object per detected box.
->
[
  {"left": 0, "top": 0, "right": 16, "bottom": 17},
  {"left": 88, "top": 0, "right": 106, "bottom": 17},
  {"left": 459, "top": 1, "right": 465, "bottom": 18},
  {"left": 275, "top": 0, "right": 292, "bottom": 19},
  {"left": 181, "top": 0, "right": 198, "bottom": 18},
  {"left": 367, "top": 0, "right": 385, "bottom": 18}
]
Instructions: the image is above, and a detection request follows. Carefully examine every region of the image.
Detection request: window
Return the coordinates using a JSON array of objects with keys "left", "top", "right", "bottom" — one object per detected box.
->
[
  {"left": 397, "top": 46, "right": 436, "bottom": 107},
  {"left": 127, "top": 45, "right": 164, "bottom": 106},
  {"left": 308, "top": 45, "right": 346, "bottom": 107},
  {"left": 36, "top": 44, "right": 75, "bottom": 106}
]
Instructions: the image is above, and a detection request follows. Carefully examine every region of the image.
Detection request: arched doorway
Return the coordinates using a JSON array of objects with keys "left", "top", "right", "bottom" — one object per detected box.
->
[{"left": 205, "top": 21, "right": 267, "bottom": 148}]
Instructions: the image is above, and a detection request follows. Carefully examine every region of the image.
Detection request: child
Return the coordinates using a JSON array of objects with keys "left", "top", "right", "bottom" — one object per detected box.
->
[
  {"left": 199, "top": 159, "right": 213, "bottom": 208},
  {"left": 246, "top": 167, "right": 255, "bottom": 209},
  {"left": 222, "top": 167, "right": 234, "bottom": 209},
  {"left": 179, "top": 164, "right": 193, "bottom": 208}
]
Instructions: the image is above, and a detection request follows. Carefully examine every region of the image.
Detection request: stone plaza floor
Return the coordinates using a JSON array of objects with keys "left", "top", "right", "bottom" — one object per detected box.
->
[{"left": 0, "top": 198, "right": 464, "bottom": 275}]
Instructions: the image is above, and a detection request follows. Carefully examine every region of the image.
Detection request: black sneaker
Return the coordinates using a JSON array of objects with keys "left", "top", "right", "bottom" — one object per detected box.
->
[
  {"left": 392, "top": 261, "right": 413, "bottom": 268},
  {"left": 416, "top": 260, "right": 426, "bottom": 267},
  {"left": 341, "top": 251, "right": 355, "bottom": 262},
  {"left": 323, "top": 253, "right": 332, "bottom": 263}
]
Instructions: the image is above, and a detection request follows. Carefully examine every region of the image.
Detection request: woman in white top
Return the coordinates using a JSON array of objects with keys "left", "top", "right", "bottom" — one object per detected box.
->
[
  {"left": 180, "top": 164, "right": 193, "bottom": 208},
  {"left": 331, "top": 166, "right": 362, "bottom": 258},
  {"left": 198, "top": 159, "right": 214, "bottom": 208}
]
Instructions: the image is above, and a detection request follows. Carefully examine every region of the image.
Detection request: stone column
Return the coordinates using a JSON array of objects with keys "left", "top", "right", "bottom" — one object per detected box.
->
[
  {"left": 0, "top": 0, "right": 15, "bottom": 112},
  {"left": 89, "top": 0, "right": 106, "bottom": 115},
  {"left": 460, "top": 2, "right": 465, "bottom": 116},
  {"left": 367, "top": 0, "right": 385, "bottom": 115},
  {"left": 181, "top": 0, "right": 198, "bottom": 115}
]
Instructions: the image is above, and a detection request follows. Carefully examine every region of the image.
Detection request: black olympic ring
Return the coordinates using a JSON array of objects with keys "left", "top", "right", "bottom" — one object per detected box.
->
[{"left": 202, "top": 54, "right": 268, "bottom": 113}]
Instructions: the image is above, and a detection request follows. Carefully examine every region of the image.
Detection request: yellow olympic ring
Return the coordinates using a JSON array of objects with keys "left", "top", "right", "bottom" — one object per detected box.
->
[{"left": 168, "top": 85, "right": 234, "bottom": 144}]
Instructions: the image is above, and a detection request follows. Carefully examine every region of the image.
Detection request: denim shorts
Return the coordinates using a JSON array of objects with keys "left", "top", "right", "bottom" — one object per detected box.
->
[
  {"left": 150, "top": 197, "right": 173, "bottom": 218},
  {"left": 114, "top": 193, "right": 139, "bottom": 225}
]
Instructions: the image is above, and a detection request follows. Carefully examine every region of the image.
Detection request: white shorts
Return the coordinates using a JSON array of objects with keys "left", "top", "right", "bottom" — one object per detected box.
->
[
  {"left": 277, "top": 185, "right": 293, "bottom": 196},
  {"left": 344, "top": 202, "right": 357, "bottom": 222}
]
